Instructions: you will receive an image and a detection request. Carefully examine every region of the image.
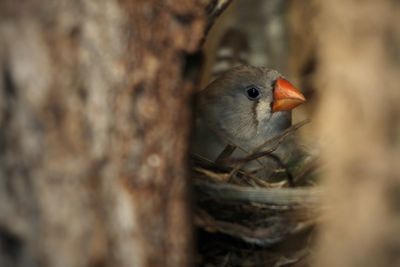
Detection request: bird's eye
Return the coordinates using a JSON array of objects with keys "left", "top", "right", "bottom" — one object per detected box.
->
[{"left": 245, "top": 86, "right": 261, "bottom": 100}]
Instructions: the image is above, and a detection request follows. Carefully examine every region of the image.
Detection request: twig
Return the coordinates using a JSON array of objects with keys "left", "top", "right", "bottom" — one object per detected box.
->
[
  {"left": 196, "top": 208, "right": 316, "bottom": 246},
  {"left": 215, "top": 144, "right": 237, "bottom": 164},
  {"left": 228, "top": 120, "right": 310, "bottom": 179},
  {"left": 206, "top": 0, "right": 234, "bottom": 34},
  {"left": 200, "top": 0, "right": 234, "bottom": 46},
  {"left": 194, "top": 181, "right": 321, "bottom": 207},
  {"left": 192, "top": 153, "right": 287, "bottom": 188}
]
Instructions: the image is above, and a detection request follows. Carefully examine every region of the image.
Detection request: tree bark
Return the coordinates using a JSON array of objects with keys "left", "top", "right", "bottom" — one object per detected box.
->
[
  {"left": 0, "top": 1, "right": 206, "bottom": 267},
  {"left": 293, "top": 0, "right": 400, "bottom": 266}
]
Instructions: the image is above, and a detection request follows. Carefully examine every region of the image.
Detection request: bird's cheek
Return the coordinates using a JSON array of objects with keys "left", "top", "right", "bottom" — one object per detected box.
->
[{"left": 255, "top": 100, "right": 272, "bottom": 123}]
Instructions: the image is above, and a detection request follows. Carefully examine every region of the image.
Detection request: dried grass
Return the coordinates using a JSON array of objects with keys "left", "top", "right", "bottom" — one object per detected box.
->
[{"left": 192, "top": 121, "right": 321, "bottom": 267}]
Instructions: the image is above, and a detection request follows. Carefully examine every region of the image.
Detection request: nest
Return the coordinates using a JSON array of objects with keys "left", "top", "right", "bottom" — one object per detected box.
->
[{"left": 192, "top": 121, "right": 321, "bottom": 267}]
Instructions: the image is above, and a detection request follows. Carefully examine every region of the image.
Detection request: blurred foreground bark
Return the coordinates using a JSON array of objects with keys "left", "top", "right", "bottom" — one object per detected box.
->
[
  {"left": 0, "top": 1, "right": 205, "bottom": 267},
  {"left": 291, "top": 0, "right": 400, "bottom": 266}
]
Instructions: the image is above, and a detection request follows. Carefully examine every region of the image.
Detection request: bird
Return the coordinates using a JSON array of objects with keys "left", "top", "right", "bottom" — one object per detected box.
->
[{"left": 192, "top": 29, "right": 306, "bottom": 178}]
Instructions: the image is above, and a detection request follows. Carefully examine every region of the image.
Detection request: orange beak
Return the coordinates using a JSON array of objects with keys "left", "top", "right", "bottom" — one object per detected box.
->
[{"left": 272, "top": 78, "right": 306, "bottom": 112}]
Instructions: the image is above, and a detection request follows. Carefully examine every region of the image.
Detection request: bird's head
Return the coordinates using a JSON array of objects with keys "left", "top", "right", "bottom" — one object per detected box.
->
[{"left": 198, "top": 65, "right": 305, "bottom": 147}]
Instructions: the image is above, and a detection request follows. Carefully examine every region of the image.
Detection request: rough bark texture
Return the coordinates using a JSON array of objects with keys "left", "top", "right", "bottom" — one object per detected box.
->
[
  {"left": 0, "top": 1, "right": 206, "bottom": 267},
  {"left": 289, "top": 0, "right": 400, "bottom": 266}
]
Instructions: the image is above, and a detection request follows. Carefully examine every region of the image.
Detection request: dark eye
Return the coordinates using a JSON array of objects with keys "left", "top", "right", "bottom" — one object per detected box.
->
[{"left": 245, "top": 86, "right": 261, "bottom": 100}]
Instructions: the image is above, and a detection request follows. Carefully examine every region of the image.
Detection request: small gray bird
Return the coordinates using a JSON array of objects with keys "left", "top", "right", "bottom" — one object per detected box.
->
[
  {"left": 192, "top": 29, "right": 305, "bottom": 177},
  {"left": 194, "top": 66, "right": 305, "bottom": 159}
]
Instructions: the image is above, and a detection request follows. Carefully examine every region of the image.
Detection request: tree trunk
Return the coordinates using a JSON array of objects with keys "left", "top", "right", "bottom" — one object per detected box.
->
[
  {"left": 298, "top": 0, "right": 400, "bottom": 266},
  {"left": 0, "top": 1, "right": 206, "bottom": 267}
]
